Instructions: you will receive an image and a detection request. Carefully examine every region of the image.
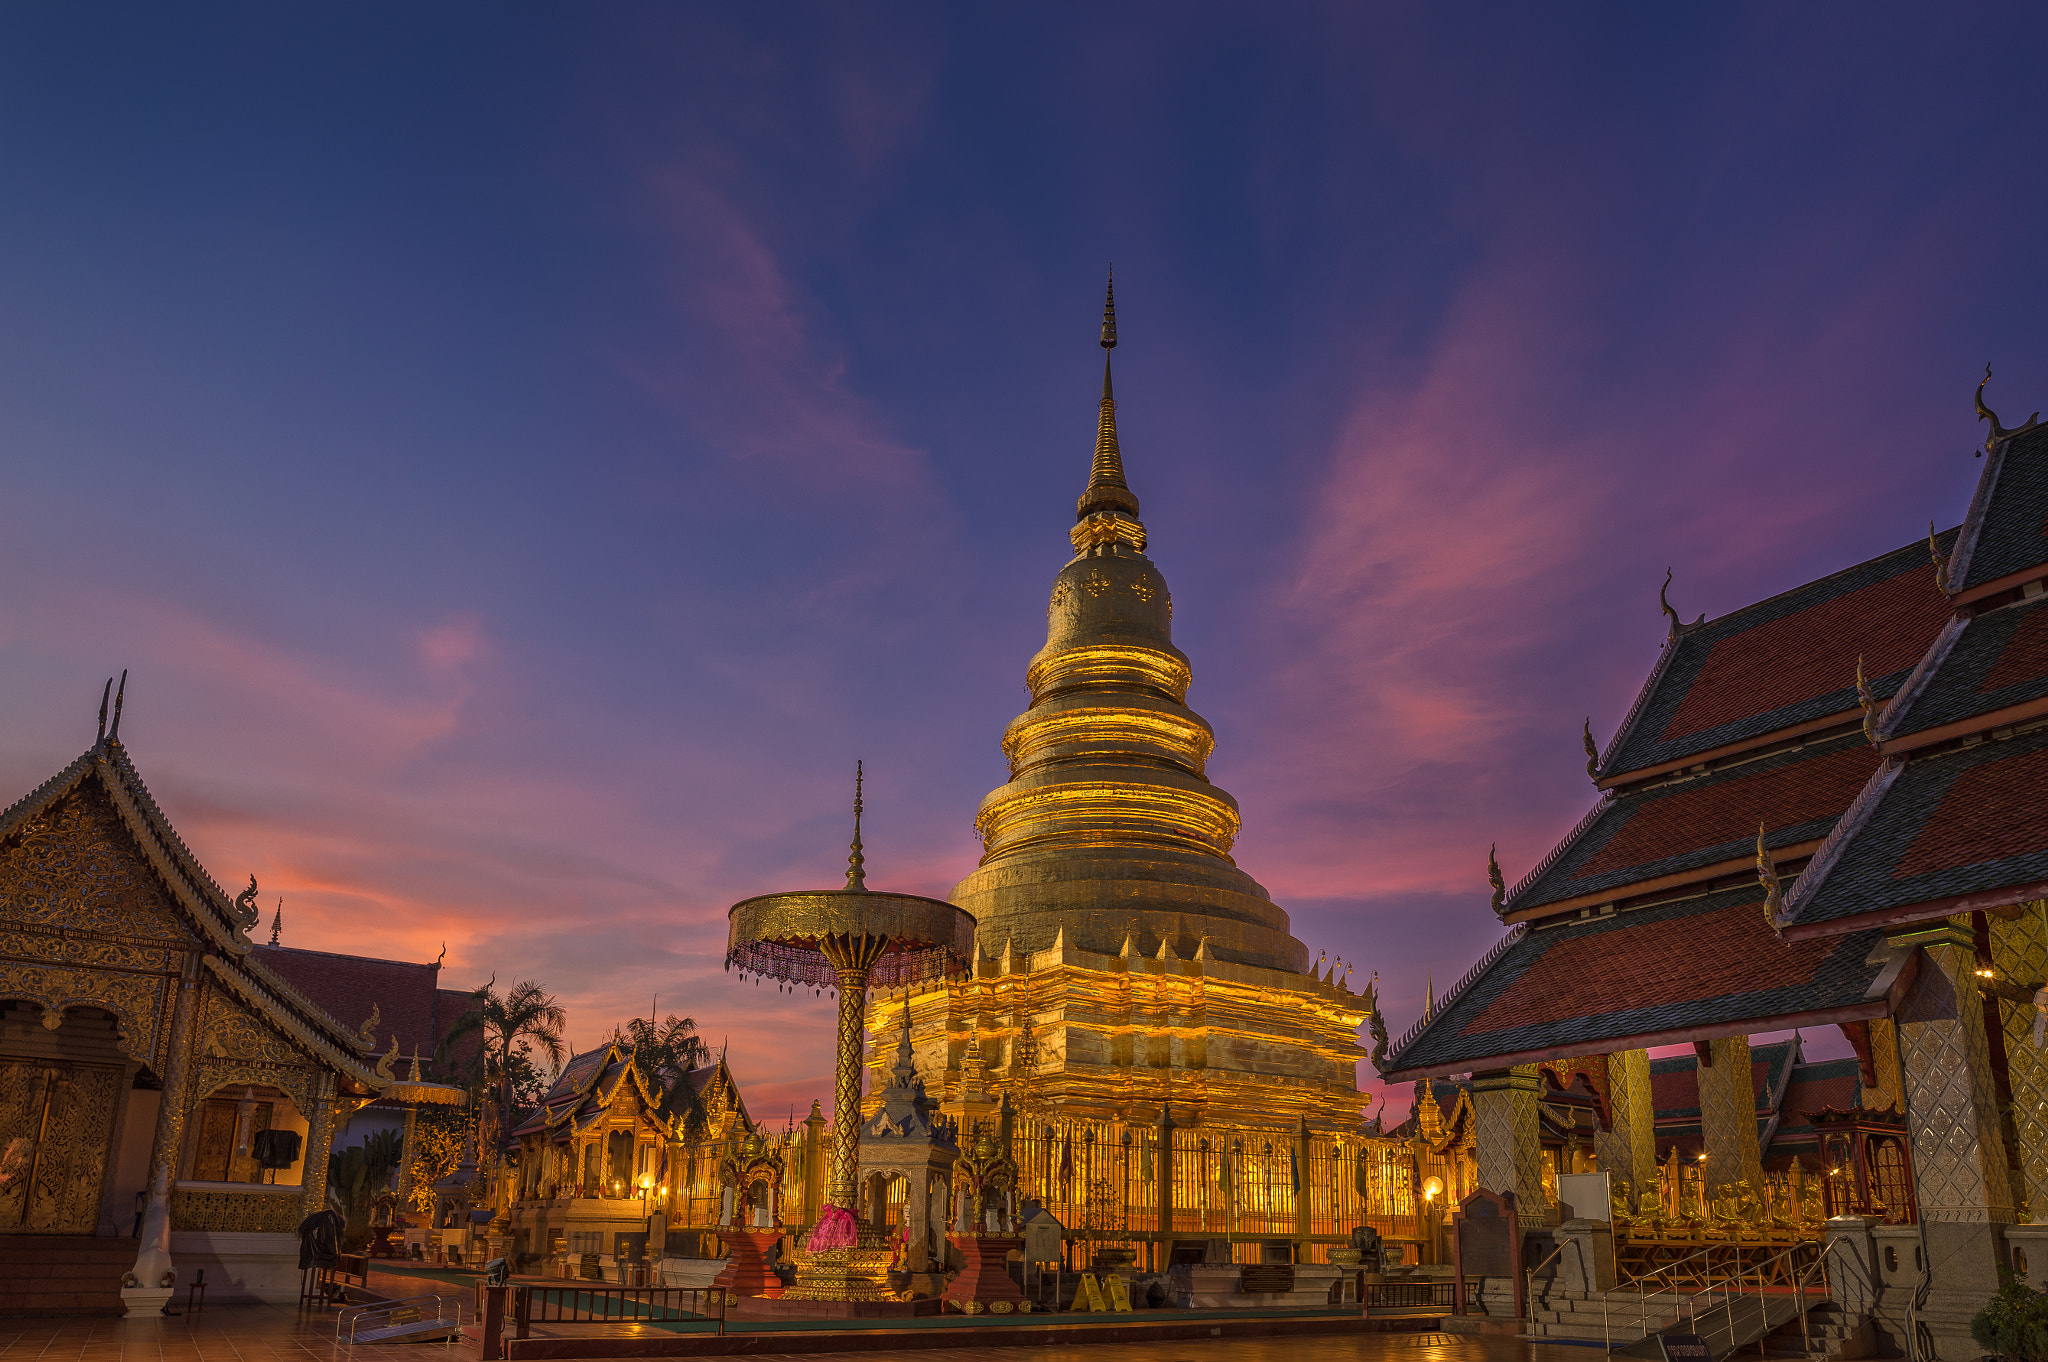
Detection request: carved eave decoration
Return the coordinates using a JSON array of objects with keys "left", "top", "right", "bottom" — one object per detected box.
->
[
  {"left": 202, "top": 956, "right": 384, "bottom": 1095},
  {"left": 1428, "top": 1087, "right": 1475, "bottom": 1156}
]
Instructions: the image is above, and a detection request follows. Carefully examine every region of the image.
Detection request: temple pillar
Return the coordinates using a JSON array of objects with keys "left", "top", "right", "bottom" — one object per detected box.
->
[
  {"left": 124, "top": 954, "right": 200, "bottom": 1316},
  {"left": 300, "top": 1076, "right": 339, "bottom": 1218},
  {"left": 1596, "top": 1050, "right": 1657, "bottom": 1212},
  {"left": 1891, "top": 921, "right": 2014, "bottom": 1356},
  {"left": 1472, "top": 1066, "right": 1549, "bottom": 1225},
  {"left": 397, "top": 1100, "right": 421, "bottom": 1210},
  {"left": 1988, "top": 904, "right": 2048, "bottom": 1225},
  {"left": 1696, "top": 1036, "right": 1763, "bottom": 1200},
  {"left": 801, "top": 1100, "right": 827, "bottom": 1229}
]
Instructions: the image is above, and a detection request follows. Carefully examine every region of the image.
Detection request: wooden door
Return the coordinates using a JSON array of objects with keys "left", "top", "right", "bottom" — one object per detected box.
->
[{"left": 0, "top": 1058, "right": 122, "bottom": 1234}]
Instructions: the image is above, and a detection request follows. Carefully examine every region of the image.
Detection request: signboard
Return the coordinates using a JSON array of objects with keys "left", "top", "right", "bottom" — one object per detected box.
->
[
  {"left": 1658, "top": 1334, "right": 1711, "bottom": 1362},
  {"left": 1022, "top": 1207, "right": 1065, "bottom": 1265},
  {"left": 1240, "top": 1264, "right": 1295, "bottom": 1295},
  {"left": 1075, "top": 1272, "right": 1106, "bottom": 1311},
  {"left": 1105, "top": 1274, "right": 1131, "bottom": 1312},
  {"left": 1557, "top": 1172, "right": 1611, "bottom": 1223}
]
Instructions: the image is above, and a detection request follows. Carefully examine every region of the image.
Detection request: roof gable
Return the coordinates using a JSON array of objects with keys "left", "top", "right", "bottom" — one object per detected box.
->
[
  {"left": 1599, "top": 534, "right": 1954, "bottom": 780},
  {"left": 1952, "top": 424, "right": 2048, "bottom": 594},
  {"left": 1383, "top": 884, "right": 1896, "bottom": 1080},
  {"left": 1507, "top": 735, "right": 1877, "bottom": 916}
]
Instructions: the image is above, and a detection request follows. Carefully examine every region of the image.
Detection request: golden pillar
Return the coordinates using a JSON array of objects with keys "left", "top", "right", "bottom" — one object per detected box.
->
[
  {"left": 300, "top": 1075, "right": 339, "bottom": 1218},
  {"left": 126, "top": 955, "right": 202, "bottom": 1308},
  {"left": 1472, "top": 1065, "right": 1549, "bottom": 1225},
  {"left": 819, "top": 934, "right": 887, "bottom": 1212},
  {"left": 1597, "top": 1049, "right": 1657, "bottom": 1208},
  {"left": 802, "top": 1100, "right": 827, "bottom": 1229},
  {"left": 1989, "top": 906, "right": 2048, "bottom": 1223},
  {"left": 1696, "top": 1036, "right": 1763, "bottom": 1200}
]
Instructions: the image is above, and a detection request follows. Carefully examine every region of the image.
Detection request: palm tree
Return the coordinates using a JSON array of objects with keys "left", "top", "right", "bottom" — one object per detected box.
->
[
  {"left": 617, "top": 1013, "right": 712, "bottom": 1136},
  {"left": 441, "top": 979, "right": 568, "bottom": 1155}
]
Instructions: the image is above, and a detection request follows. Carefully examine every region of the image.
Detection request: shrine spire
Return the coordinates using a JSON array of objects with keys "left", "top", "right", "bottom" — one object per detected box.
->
[
  {"left": 845, "top": 760, "right": 867, "bottom": 890},
  {"left": 1072, "top": 270, "right": 1146, "bottom": 552}
]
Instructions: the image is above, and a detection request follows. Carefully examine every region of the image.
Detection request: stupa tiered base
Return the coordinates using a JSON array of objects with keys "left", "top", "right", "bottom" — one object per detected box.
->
[
  {"left": 941, "top": 1232, "right": 1027, "bottom": 1315},
  {"left": 711, "top": 1227, "right": 784, "bottom": 1299},
  {"left": 729, "top": 1225, "right": 940, "bottom": 1320}
]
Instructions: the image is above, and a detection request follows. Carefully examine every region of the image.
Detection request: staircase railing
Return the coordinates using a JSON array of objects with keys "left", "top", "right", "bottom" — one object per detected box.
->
[{"left": 1601, "top": 1238, "right": 1832, "bottom": 1357}]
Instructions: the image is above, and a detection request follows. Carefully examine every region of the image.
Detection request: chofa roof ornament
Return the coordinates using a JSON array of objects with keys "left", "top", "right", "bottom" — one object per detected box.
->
[{"left": 1976, "top": 363, "right": 2040, "bottom": 457}]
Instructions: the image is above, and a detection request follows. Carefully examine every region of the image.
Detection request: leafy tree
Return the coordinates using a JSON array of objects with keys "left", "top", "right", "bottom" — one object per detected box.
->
[
  {"left": 327, "top": 1128, "right": 404, "bottom": 1251},
  {"left": 1974, "top": 1268, "right": 2048, "bottom": 1361},
  {"left": 405, "top": 1107, "right": 469, "bottom": 1218}
]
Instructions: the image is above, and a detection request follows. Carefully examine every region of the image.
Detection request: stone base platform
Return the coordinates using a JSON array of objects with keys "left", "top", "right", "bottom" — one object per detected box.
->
[{"left": 728, "top": 1294, "right": 942, "bottom": 1320}]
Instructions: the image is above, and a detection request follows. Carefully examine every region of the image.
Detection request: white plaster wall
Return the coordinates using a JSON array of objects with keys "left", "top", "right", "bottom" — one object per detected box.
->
[{"left": 168, "top": 1231, "right": 302, "bottom": 1304}]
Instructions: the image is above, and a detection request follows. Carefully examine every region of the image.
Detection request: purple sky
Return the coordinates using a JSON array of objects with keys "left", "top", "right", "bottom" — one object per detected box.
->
[{"left": 4, "top": 4, "right": 2046, "bottom": 1126}]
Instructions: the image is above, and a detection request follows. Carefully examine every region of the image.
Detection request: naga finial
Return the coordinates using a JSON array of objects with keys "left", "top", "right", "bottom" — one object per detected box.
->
[
  {"left": 108, "top": 669, "right": 128, "bottom": 742},
  {"left": 1583, "top": 719, "right": 1601, "bottom": 783},
  {"left": 1928, "top": 521, "right": 1952, "bottom": 598},
  {"left": 845, "top": 760, "right": 867, "bottom": 890},
  {"left": 233, "top": 874, "right": 260, "bottom": 929},
  {"left": 374, "top": 1034, "right": 400, "bottom": 1083},
  {"left": 1757, "top": 822, "right": 1786, "bottom": 934},
  {"left": 1488, "top": 843, "right": 1507, "bottom": 914},
  {"left": 358, "top": 1002, "right": 381, "bottom": 1048},
  {"left": 1977, "top": 363, "right": 2041, "bottom": 457},
  {"left": 1856, "top": 654, "right": 1882, "bottom": 747},
  {"left": 96, "top": 677, "right": 112, "bottom": 745},
  {"left": 1661, "top": 569, "right": 1681, "bottom": 640}
]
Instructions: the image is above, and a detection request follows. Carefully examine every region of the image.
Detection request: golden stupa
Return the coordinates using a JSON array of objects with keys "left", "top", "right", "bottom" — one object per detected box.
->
[{"left": 870, "top": 278, "right": 1368, "bottom": 1135}]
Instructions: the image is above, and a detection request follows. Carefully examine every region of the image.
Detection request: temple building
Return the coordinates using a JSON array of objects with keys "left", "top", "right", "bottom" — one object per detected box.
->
[
  {"left": 0, "top": 714, "right": 397, "bottom": 1314},
  {"left": 863, "top": 282, "right": 1380, "bottom": 1268},
  {"left": 1382, "top": 372, "right": 2048, "bottom": 1357}
]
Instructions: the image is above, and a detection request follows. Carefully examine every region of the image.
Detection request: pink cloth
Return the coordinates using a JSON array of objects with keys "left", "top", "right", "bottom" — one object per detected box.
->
[{"left": 806, "top": 1204, "right": 857, "bottom": 1252}]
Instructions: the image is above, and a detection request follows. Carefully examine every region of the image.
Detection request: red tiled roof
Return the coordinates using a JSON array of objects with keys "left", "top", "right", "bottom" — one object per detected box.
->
[
  {"left": 1573, "top": 745, "right": 1879, "bottom": 880},
  {"left": 1461, "top": 899, "right": 1844, "bottom": 1036},
  {"left": 252, "top": 945, "right": 481, "bottom": 1078},
  {"left": 1981, "top": 604, "right": 2048, "bottom": 692},
  {"left": 1893, "top": 745, "right": 2048, "bottom": 878},
  {"left": 1658, "top": 569, "right": 1950, "bottom": 742},
  {"left": 1783, "top": 1071, "right": 1858, "bottom": 1120},
  {"left": 1650, "top": 1066, "right": 1697, "bottom": 1113}
]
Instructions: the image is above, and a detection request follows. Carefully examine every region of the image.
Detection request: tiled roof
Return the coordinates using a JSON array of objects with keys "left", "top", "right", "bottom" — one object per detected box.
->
[
  {"left": 1509, "top": 736, "right": 1878, "bottom": 913},
  {"left": 253, "top": 945, "right": 462, "bottom": 1073},
  {"left": 1783, "top": 723, "right": 2048, "bottom": 932},
  {"left": 1776, "top": 1059, "right": 1862, "bottom": 1139},
  {"left": 1883, "top": 595, "right": 2048, "bottom": 737},
  {"left": 1381, "top": 885, "right": 1894, "bottom": 1079},
  {"left": 1600, "top": 534, "right": 1954, "bottom": 779},
  {"left": 1954, "top": 424, "right": 2048, "bottom": 592}
]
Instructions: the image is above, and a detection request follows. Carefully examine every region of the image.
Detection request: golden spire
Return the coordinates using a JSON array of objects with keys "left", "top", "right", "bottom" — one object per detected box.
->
[
  {"left": 845, "top": 760, "right": 867, "bottom": 891},
  {"left": 1073, "top": 270, "right": 1145, "bottom": 551}
]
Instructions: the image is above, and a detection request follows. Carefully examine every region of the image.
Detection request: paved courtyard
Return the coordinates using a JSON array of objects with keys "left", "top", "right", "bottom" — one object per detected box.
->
[{"left": 0, "top": 1305, "right": 1594, "bottom": 1362}]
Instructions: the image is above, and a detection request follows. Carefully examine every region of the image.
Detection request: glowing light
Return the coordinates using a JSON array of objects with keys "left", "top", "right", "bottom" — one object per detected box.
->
[{"left": 1423, "top": 1177, "right": 1444, "bottom": 1200}]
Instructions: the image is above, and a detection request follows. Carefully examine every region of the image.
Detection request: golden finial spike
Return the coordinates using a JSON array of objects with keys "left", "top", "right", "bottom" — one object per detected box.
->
[
  {"left": 845, "top": 760, "right": 867, "bottom": 890},
  {"left": 1074, "top": 271, "right": 1144, "bottom": 540}
]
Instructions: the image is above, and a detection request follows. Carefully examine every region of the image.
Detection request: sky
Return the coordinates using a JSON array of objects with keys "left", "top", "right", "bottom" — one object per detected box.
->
[{"left": 4, "top": 3, "right": 2047, "bottom": 1127}]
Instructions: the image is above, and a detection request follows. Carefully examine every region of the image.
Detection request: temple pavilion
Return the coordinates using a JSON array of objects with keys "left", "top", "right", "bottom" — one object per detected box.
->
[{"left": 1382, "top": 371, "right": 2048, "bottom": 1358}]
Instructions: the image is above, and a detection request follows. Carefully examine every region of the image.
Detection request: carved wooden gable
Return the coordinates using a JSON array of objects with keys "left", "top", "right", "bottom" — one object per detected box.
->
[{"left": 0, "top": 778, "right": 196, "bottom": 1072}]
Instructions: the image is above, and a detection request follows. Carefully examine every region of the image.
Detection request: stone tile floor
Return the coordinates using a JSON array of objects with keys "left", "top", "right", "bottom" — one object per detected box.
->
[{"left": 0, "top": 1311, "right": 1591, "bottom": 1362}]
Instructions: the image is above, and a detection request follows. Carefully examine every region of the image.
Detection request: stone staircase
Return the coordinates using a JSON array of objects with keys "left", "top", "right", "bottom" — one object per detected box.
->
[
  {"left": 1527, "top": 1285, "right": 1839, "bottom": 1358},
  {"left": 0, "top": 1235, "right": 134, "bottom": 1317}
]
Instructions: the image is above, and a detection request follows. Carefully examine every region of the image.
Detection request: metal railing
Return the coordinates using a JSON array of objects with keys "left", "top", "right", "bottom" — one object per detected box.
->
[
  {"left": 337, "top": 1293, "right": 467, "bottom": 1346},
  {"left": 1601, "top": 1238, "right": 1831, "bottom": 1355},
  {"left": 1365, "top": 1279, "right": 1456, "bottom": 1314},
  {"left": 513, "top": 1283, "right": 727, "bottom": 1336}
]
